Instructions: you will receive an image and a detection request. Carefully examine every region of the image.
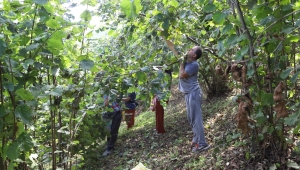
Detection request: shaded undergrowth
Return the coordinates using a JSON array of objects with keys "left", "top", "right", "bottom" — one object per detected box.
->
[{"left": 81, "top": 85, "right": 299, "bottom": 170}]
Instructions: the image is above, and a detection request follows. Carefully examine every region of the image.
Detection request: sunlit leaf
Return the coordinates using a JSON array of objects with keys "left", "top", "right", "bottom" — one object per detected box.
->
[
  {"left": 46, "top": 18, "right": 60, "bottom": 29},
  {"left": 280, "top": 0, "right": 289, "bottom": 5},
  {"left": 80, "top": 10, "right": 92, "bottom": 21},
  {"left": 287, "top": 36, "right": 300, "bottom": 43},
  {"left": 121, "top": 0, "right": 142, "bottom": 18},
  {"left": 169, "top": 0, "right": 179, "bottom": 7},
  {"left": 47, "top": 30, "right": 66, "bottom": 52},
  {"left": 15, "top": 104, "right": 32, "bottom": 124},
  {"left": 16, "top": 89, "right": 34, "bottom": 101}
]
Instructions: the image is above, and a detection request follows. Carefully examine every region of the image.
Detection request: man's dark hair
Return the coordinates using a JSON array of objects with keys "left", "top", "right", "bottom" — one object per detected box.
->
[{"left": 195, "top": 46, "right": 202, "bottom": 59}]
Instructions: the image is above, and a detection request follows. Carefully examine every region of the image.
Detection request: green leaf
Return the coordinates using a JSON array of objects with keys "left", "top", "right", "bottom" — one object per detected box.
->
[
  {"left": 255, "top": 108, "right": 267, "bottom": 124},
  {"left": 0, "top": 105, "right": 6, "bottom": 117},
  {"left": 162, "top": 19, "right": 170, "bottom": 31},
  {"left": 16, "top": 89, "right": 34, "bottom": 101},
  {"left": 0, "top": 119, "right": 3, "bottom": 133},
  {"left": 280, "top": 67, "right": 293, "bottom": 79},
  {"left": 260, "top": 15, "right": 276, "bottom": 25},
  {"left": 225, "top": 34, "right": 238, "bottom": 47},
  {"left": 7, "top": 141, "right": 20, "bottom": 160},
  {"left": 46, "top": 18, "right": 60, "bottom": 29},
  {"left": 0, "top": 39, "right": 6, "bottom": 57},
  {"left": 291, "top": 71, "right": 300, "bottom": 83},
  {"left": 258, "top": 90, "right": 274, "bottom": 106},
  {"left": 16, "top": 132, "right": 34, "bottom": 151},
  {"left": 213, "top": 11, "right": 226, "bottom": 25},
  {"left": 287, "top": 36, "right": 300, "bottom": 43},
  {"left": 47, "top": 30, "right": 66, "bottom": 53},
  {"left": 157, "top": 70, "right": 164, "bottom": 79},
  {"left": 51, "top": 66, "right": 60, "bottom": 76},
  {"left": 120, "top": 0, "right": 142, "bottom": 19},
  {"left": 235, "top": 46, "right": 249, "bottom": 61},
  {"left": 294, "top": 124, "right": 300, "bottom": 135},
  {"left": 246, "top": 0, "right": 257, "bottom": 9},
  {"left": 280, "top": 0, "right": 289, "bottom": 5},
  {"left": 16, "top": 122, "right": 25, "bottom": 138},
  {"left": 135, "top": 71, "right": 146, "bottom": 81},
  {"left": 25, "top": 43, "right": 39, "bottom": 51},
  {"left": 203, "top": 3, "right": 216, "bottom": 12},
  {"left": 3, "top": 82, "right": 14, "bottom": 91},
  {"left": 34, "top": 0, "right": 48, "bottom": 5},
  {"left": 286, "top": 160, "right": 300, "bottom": 169},
  {"left": 222, "top": 23, "right": 233, "bottom": 34},
  {"left": 169, "top": 0, "right": 179, "bottom": 7},
  {"left": 15, "top": 104, "right": 32, "bottom": 124},
  {"left": 48, "top": 87, "right": 63, "bottom": 96},
  {"left": 295, "top": 19, "right": 300, "bottom": 27},
  {"left": 284, "top": 110, "right": 300, "bottom": 126},
  {"left": 80, "top": 10, "right": 92, "bottom": 21},
  {"left": 155, "top": 13, "right": 164, "bottom": 22},
  {"left": 140, "top": 66, "right": 150, "bottom": 72},
  {"left": 80, "top": 59, "right": 94, "bottom": 70},
  {"left": 133, "top": 0, "right": 142, "bottom": 14},
  {"left": 269, "top": 164, "right": 277, "bottom": 170},
  {"left": 121, "top": 0, "right": 131, "bottom": 18}
]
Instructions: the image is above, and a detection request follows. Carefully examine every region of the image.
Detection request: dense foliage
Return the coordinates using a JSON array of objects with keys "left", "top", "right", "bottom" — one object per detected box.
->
[{"left": 0, "top": 0, "right": 299, "bottom": 169}]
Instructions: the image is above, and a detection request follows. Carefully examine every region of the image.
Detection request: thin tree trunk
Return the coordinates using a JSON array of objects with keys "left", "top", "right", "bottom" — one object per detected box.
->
[{"left": 234, "top": 0, "right": 261, "bottom": 90}]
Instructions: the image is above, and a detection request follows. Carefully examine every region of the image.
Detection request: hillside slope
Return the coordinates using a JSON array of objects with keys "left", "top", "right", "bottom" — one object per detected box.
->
[{"left": 83, "top": 85, "right": 299, "bottom": 170}]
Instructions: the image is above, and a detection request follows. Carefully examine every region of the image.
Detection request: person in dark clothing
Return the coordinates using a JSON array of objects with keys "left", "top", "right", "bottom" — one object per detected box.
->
[
  {"left": 121, "top": 92, "right": 137, "bottom": 129},
  {"left": 102, "top": 95, "right": 122, "bottom": 156}
]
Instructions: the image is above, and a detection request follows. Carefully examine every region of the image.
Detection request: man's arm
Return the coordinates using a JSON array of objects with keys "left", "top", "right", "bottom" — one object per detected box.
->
[{"left": 179, "top": 62, "right": 189, "bottom": 79}]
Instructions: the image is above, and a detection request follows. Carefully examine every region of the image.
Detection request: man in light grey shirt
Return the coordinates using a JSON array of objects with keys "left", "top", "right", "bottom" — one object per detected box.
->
[{"left": 179, "top": 46, "right": 210, "bottom": 152}]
